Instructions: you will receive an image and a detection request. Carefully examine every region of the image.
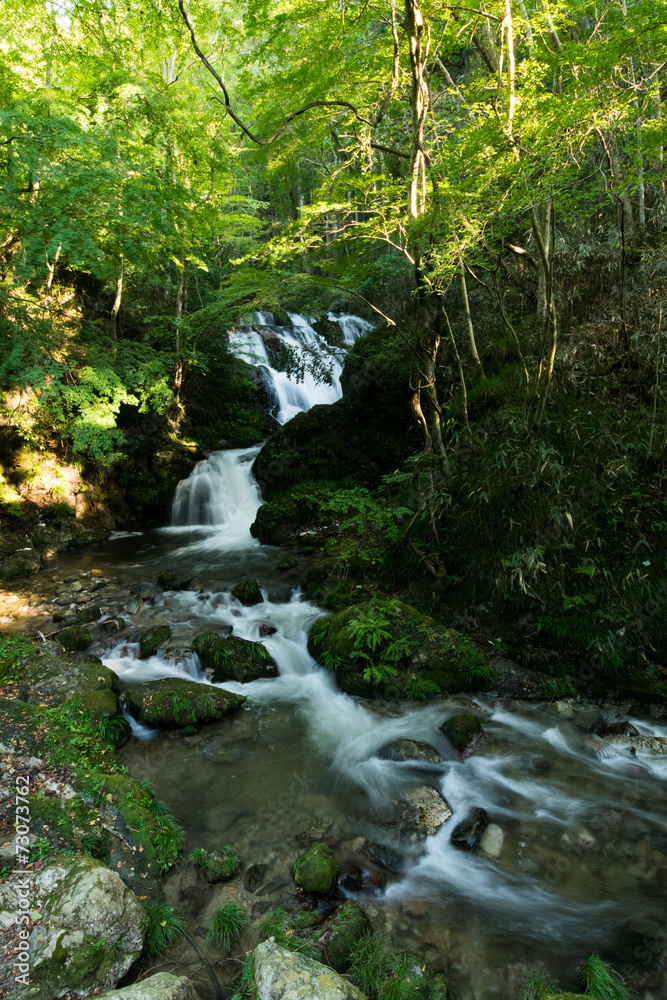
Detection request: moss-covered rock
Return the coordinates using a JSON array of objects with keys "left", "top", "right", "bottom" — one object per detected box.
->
[
  {"left": 139, "top": 625, "right": 172, "bottom": 659},
  {"left": 192, "top": 631, "right": 278, "bottom": 682},
  {"left": 293, "top": 842, "right": 339, "bottom": 895},
  {"left": 231, "top": 578, "right": 264, "bottom": 605},
  {"left": 190, "top": 845, "right": 241, "bottom": 882},
  {"left": 252, "top": 939, "right": 367, "bottom": 1000},
  {"left": 440, "top": 714, "right": 483, "bottom": 755},
  {"left": 21, "top": 855, "right": 144, "bottom": 997},
  {"left": 57, "top": 625, "right": 92, "bottom": 652},
  {"left": 315, "top": 902, "right": 371, "bottom": 972},
  {"left": 94, "top": 972, "right": 202, "bottom": 1000},
  {"left": 307, "top": 599, "right": 493, "bottom": 700},
  {"left": 124, "top": 677, "right": 244, "bottom": 729}
]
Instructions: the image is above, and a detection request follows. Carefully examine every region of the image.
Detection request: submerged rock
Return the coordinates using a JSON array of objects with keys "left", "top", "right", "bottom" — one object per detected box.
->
[
  {"left": 124, "top": 677, "right": 245, "bottom": 729},
  {"left": 192, "top": 630, "right": 278, "bottom": 683},
  {"left": 232, "top": 578, "right": 264, "bottom": 605},
  {"left": 450, "top": 807, "right": 489, "bottom": 850},
  {"left": 95, "top": 972, "right": 202, "bottom": 1000},
  {"left": 295, "top": 815, "right": 334, "bottom": 845},
  {"left": 378, "top": 739, "right": 444, "bottom": 764},
  {"left": 139, "top": 625, "right": 171, "bottom": 659},
  {"left": 440, "top": 713, "right": 483, "bottom": 755},
  {"left": 24, "top": 855, "right": 144, "bottom": 998},
  {"left": 315, "top": 901, "right": 371, "bottom": 972},
  {"left": 252, "top": 939, "right": 367, "bottom": 1000},
  {"left": 293, "top": 842, "right": 339, "bottom": 894},
  {"left": 366, "top": 843, "right": 406, "bottom": 873}
]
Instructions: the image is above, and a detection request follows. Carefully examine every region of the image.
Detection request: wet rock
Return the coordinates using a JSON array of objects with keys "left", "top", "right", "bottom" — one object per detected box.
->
[
  {"left": 315, "top": 901, "right": 371, "bottom": 972},
  {"left": 584, "top": 735, "right": 619, "bottom": 761},
  {"left": 57, "top": 625, "right": 92, "bottom": 652},
  {"left": 295, "top": 815, "right": 334, "bottom": 846},
  {"left": 245, "top": 864, "right": 269, "bottom": 892},
  {"left": 99, "top": 616, "right": 128, "bottom": 637},
  {"left": 252, "top": 940, "right": 367, "bottom": 1000},
  {"left": 608, "top": 734, "right": 667, "bottom": 754},
  {"left": 190, "top": 845, "right": 241, "bottom": 882},
  {"left": 92, "top": 578, "right": 108, "bottom": 591},
  {"left": 192, "top": 630, "right": 278, "bottom": 683},
  {"left": 132, "top": 584, "right": 156, "bottom": 602},
  {"left": 95, "top": 972, "right": 202, "bottom": 1000},
  {"left": 601, "top": 720, "right": 640, "bottom": 738},
  {"left": 479, "top": 822, "right": 504, "bottom": 858},
  {"left": 366, "top": 843, "right": 406, "bottom": 873},
  {"left": 124, "top": 677, "right": 245, "bottom": 729},
  {"left": 232, "top": 578, "right": 264, "bottom": 605},
  {"left": 157, "top": 570, "right": 176, "bottom": 589},
  {"left": 259, "top": 623, "right": 278, "bottom": 637},
  {"left": 400, "top": 786, "right": 452, "bottom": 836},
  {"left": 450, "top": 807, "right": 489, "bottom": 850},
  {"left": 485, "top": 657, "right": 555, "bottom": 700},
  {"left": 278, "top": 558, "right": 297, "bottom": 572},
  {"left": 139, "top": 625, "right": 171, "bottom": 659},
  {"left": 440, "top": 713, "right": 483, "bottom": 755},
  {"left": 293, "top": 842, "right": 339, "bottom": 895},
  {"left": 20, "top": 855, "right": 144, "bottom": 998},
  {"left": 124, "top": 598, "right": 141, "bottom": 615},
  {"left": 377, "top": 739, "right": 443, "bottom": 764}
]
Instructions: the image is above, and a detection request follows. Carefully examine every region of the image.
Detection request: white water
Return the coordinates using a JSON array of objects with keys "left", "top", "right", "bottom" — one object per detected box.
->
[{"left": 94, "top": 309, "right": 667, "bottom": 997}]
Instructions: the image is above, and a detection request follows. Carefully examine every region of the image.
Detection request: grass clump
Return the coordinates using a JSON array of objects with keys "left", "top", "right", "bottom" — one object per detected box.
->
[
  {"left": 142, "top": 901, "right": 185, "bottom": 961},
  {"left": 190, "top": 845, "right": 242, "bottom": 882},
  {"left": 349, "top": 934, "right": 450, "bottom": 1000},
  {"left": 206, "top": 902, "right": 247, "bottom": 948},
  {"left": 257, "top": 907, "right": 320, "bottom": 957},
  {"left": 579, "top": 954, "right": 631, "bottom": 1000}
]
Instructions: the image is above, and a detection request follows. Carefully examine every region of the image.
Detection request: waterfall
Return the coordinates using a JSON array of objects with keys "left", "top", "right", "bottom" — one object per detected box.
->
[{"left": 170, "top": 446, "right": 262, "bottom": 544}]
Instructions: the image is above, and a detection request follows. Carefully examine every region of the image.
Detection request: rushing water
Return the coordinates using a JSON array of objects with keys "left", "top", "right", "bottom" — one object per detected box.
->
[{"left": 36, "top": 313, "right": 667, "bottom": 999}]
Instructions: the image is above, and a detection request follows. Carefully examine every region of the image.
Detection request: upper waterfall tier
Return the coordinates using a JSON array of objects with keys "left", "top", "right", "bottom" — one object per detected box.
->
[{"left": 227, "top": 311, "right": 372, "bottom": 425}]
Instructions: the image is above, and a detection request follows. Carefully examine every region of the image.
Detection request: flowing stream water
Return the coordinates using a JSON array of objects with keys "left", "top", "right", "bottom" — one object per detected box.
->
[{"left": 34, "top": 314, "right": 667, "bottom": 999}]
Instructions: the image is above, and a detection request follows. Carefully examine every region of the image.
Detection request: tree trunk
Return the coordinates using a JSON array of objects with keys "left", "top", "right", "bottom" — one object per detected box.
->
[{"left": 460, "top": 262, "right": 486, "bottom": 379}]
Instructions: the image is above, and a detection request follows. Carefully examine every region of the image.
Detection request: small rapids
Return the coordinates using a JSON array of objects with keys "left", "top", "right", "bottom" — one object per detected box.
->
[{"left": 50, "top": 311, "right": 667, "bottom": 999}]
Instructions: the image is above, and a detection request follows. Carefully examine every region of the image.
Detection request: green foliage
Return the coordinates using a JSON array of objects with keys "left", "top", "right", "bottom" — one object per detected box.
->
[
  {"left": 345, "top": 603, "right": 408, "bottom": 683},
  {"left": 143, "top": 901, "right": 185, "bottom": 962},
  {"left": 0, "top": 631, "right": 34, "bottom": 682},
  {"left": 579, "top": 955, "right": 631, "bottom": 1000},
  {"left": 349, "top": 934, "right": 449, "bottom": 1000},
  {"left": 256, "top": 907, "right": 320, "bottom": 957},
  {"left": 206, "top": 903, "right": 248, "bottom": 949},
  {"left": 189, "top": 845, "right": 242, "bottom": 881}
]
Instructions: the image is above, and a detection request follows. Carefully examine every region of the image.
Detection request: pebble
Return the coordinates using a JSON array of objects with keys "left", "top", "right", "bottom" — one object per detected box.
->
[
  {"left": 480, "top": 823, "right": 504, "bottom": 858},
  {"left": 124, "top": 598, "right": 141, "bottom": 614}
]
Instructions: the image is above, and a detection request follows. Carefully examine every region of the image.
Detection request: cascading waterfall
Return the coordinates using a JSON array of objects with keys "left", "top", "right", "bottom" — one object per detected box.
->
[{"left": 93, "top": 308, "right": 667, "bottom": 998}]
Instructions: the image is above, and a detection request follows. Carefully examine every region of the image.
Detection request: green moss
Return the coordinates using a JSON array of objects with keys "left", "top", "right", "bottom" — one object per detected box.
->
[
  {"left": 231, "top": 579, "right": 263, "bottom": 605},
  {"left": 124, "top": 677, "right": 245, "bottom": 729},
  {"left": 57, "top": 626, "right": 92, "bottom": 652},
  {"left": 139, "top": 625, "right": 171, "bottom": 659},
  {"left": 192, "top": 631, "right": 277, "bottom": 682},
  {"left": 440, "top": 714, "right": 483, "bottom": 754},
  {"left": 190, "top": 845, "right": 242, "bottom": 882},
  {"left": 314, "top": 901, "right": 371, "bottom": 972},
  {"left": 0, "top": 632, "right": 34, "bottom": 682},
  {"left": 293, "top": 842, "right": 338, "bottom": 895}
]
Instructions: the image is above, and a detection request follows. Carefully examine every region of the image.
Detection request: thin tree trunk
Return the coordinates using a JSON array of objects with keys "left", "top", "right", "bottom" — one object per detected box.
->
[
  {"left": 460, "top": 262, "right": 486, "bottom": 379},
  {"left": 110, "top": 262, "right": 123, "bottom": 343}
]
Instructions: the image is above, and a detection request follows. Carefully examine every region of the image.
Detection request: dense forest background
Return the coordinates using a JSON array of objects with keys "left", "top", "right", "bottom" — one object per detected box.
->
[{"left": 1, "top": 0, "right": 666, "bottom": 685}]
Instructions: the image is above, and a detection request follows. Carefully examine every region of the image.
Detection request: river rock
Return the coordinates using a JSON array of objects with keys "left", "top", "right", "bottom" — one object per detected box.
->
[
  {"left": 139, "top": 625, "right": 171, "bottom": 659},
  {"left": 440, "top": 713, "right": 483, "bottom": 755},
  {"left": 57, "top": 624, "right": 91, "bottom": 652},
  {"left": 378, "top": 739, "right": 443, "bottom": 764},
  {"left": 190, "top": 846, "right": 241, "bottom": 882},
  {"left": 192, "top": 630, "right": 278, "bottom": 682},
  {"left": 232, "top": 578, "right": 264, "bottom": 605},
  {"left": 252, "top": 940, "right": 367, "bottom": 1000},
  {"left": 124, "top": 677, "right": 245, "bottom": 729},
  {"left": 366, "top": 842, "right": 406, "bottom": 873},
  {"left": 450, "top": 807, "right": 489, "bottom": 850},
  {"left": 315, "top": 901, "right": 371, "bottom": 972},
  {"left": 400, "top": 786, "right": 452, "bottom": 836},
  {"left": 293, "top": 842, "right": 339, "bottom": 894},
  {"left": 479, "top": 822, "right": 504, "bottom": 858},
  {"left": 25, "top": 855, "right": 144, "bottom": 998},
  {"left": 95, "top": 972, "right": 202, "bottom": 1000},
  {"left": 2, "top": 645, "right": 119, "bottom": 719},
  {"left": 295, "top": 815, "right": 333, "bottom": 845},
  {"left": 608, "top": 734, "right": 667, "bottom": 754}
]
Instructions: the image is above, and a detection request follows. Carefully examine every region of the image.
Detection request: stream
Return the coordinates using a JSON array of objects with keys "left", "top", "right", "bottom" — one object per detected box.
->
[{"left": 11, "top": 314, "right": 667, "bottom": 999}]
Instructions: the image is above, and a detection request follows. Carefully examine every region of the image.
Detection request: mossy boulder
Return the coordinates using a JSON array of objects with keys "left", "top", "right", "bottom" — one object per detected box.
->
[
  {"left": 157, "top": 570, "right": 176, "bottom": 589},
  {"left": 57, "top": 625, "right": 92, "bottom": 652},
  {"left": 232, "top": 578, "right": 264, "bottom": 605},
  {"left": 314, "top": 901, "right": 371, "bottom": 972},
  {"left": 192, "top": 630, "right": 278, "bottom": 682},
  {"left": 190, "top": 846, "right": 241, "bottom": 882},
  {"left": 252, "top": 940, "right": 367, "bottom": 1000},
  {"left": 139, "top": 625, "right": 171, "bottom": 659},
  {"left": 250, "top": 495, "right": 304, "bottom": 546},
  {"left": 124, "top": 677, "right": 245, "bottom": 729},
  {"left": 440, "top": 714, "right": 483, "bottom": 755},
  {"left": 307, "top": 599, "right": 493, "bottom": 700},
  {"left": 20, "top": 855, "right": 144, "bottom": 997},
  {"left": 293, "top": 842, "right": 339, "bottom": 895},
  {"left": 94, "top": 972, "right": 202, "bottom": 1000}
]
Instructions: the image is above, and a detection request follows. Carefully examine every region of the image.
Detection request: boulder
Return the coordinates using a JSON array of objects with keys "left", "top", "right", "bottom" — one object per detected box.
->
[
  {"left": 25, "top": 855, "right": 143, "bottom": 998},
  {"left": 377, "top": 739, "right": 443, "bottom": 764},
  {"left": 57, "top": 625, "right": 91, "bottom": 652},
  {"left": 607, "top": 734, "right": 667, "bottom": 754},
  {"left": 307, "top": 599, "right": 493, "bottom": 700},
  {"left": 124, "top": 677, "right": 245, "bottom": 729},
  {"left": 232, "top": 579, "right": 264, "bottom": 605},
  {"left": 139, "top": 625, "right": 171, "bottom": 659},
  {"left": 314, "top": 901, "right": 371, "bottom": 972},
  {"left": 450, "top": 807, "right": 489, "bottom": 850},
  {"left": 252, "top": 939, "right": 367, "bottom": 1000},
  {"left": 192, "top": 630, "right": 278, "bottom": 683},
  {"left": 440, "top": 714, "right": 483, "bottom": 755},
  {"left": 293, "top": 842, "right": 339, "bottom": 894},
  {"left": 399, "top": 786, "right": 452, "bottom": 837},
  {"left": 95, "top": 973, "right": 202, "bottom": 1000},
  {"left": 3, "top": 645, "right": 119, "bottom": 721}
]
